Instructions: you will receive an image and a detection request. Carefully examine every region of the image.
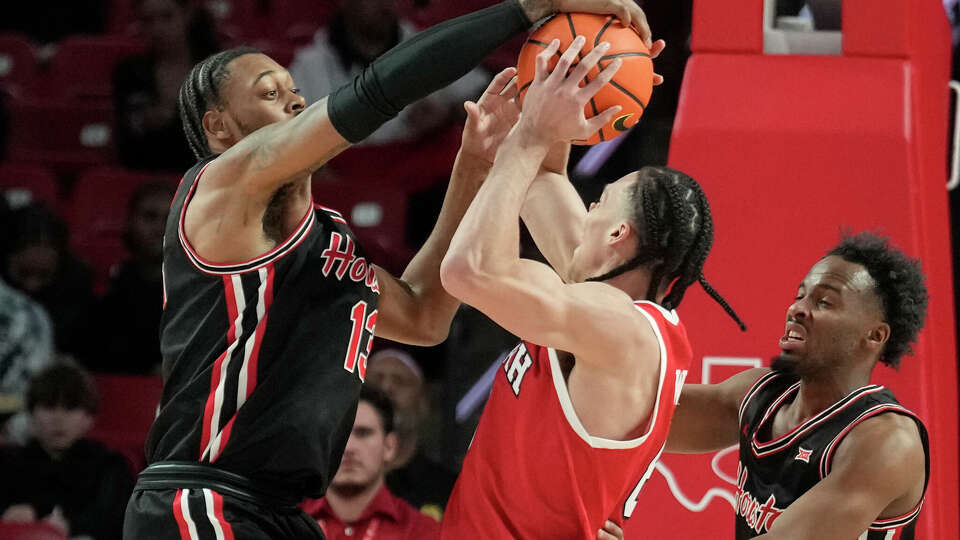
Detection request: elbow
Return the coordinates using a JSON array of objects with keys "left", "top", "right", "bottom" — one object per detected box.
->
[{"left": 440, "top": 251, "right": 483, "bottom": 303}]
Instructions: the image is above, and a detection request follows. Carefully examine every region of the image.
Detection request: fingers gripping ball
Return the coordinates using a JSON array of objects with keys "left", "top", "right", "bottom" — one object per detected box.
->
[{"left": 517, "top": 13, "right": 653, "bottom": 145}]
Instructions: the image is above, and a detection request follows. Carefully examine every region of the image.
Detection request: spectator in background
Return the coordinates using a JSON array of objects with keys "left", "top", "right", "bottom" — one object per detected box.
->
[
  {"left": 2, "top": 206, "right": 95, "bottom": 363},
  {"left": 92, "top": 182, "right": 174, "bottom": 375},
  {"left": 367, "top": 349, "right": 456, "bottom": 519},
  {"left": 0, "top": 363, "right": 133, "bottom": 540},
  {"left": 113, "top": 0, "right": 219, "bottom": 172},
  {"left": 301, "top": 386, "right": 440, "bottom": 540},
  {"left": 288, "top": 0, "right": 487, "bottom": 146}
]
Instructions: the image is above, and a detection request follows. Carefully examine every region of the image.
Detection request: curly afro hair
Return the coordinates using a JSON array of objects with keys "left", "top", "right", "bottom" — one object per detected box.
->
[{"left": 827, "top": 232, "right": 929, "bottom": 368}]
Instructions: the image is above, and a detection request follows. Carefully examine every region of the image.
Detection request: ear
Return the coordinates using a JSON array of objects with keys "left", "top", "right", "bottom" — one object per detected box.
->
[
  {"left": 866, "top": 322, "right": 891, "bottom": 351},
  {"left": 383, "top": 432, "right": 398, "bottom": 463},
  {"left": 608, "top": 221, "right": 632, "bottom": 247},
  {"left": 201, "top": 109, "right": 231, "bottom": 146}
]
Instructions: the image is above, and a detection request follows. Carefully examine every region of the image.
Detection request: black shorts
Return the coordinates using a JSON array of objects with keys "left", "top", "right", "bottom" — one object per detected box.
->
[{"left": 123, "top": 462, "right": 325, "bottom": 540}]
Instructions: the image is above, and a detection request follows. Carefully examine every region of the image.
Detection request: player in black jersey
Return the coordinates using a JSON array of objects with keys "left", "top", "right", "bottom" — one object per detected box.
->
[
  {"left": 122, "top": 1, "right": 654, "bottom": 539},
  {"left": 665, "top": 232, "right": 930, "bottom": 539}
]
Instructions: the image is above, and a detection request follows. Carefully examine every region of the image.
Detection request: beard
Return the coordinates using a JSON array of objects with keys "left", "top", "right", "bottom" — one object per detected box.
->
[{"left": 770, "top": 353, "right": 800, "bottom": 378}]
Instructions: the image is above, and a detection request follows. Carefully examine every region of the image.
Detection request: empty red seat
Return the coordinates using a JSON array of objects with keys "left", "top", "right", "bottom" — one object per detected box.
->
[
  {"left": 0, "top": 33, "right": 37, "bottom": 96},
  {"left": 7, "top": 97, "right": 116, "bottom": 174},
  {"left": 0, "top": 522, "right": 69, "bottom": 540},
  {"left": 88, "top": 374, "right": 163, "bottom": 474},
  {"left": 69, "top": 167, "right": 177, "bottom": 289},
  {"left": 0, "top": 162, "right": 59, "bottom": 211},
  {"left": 46, "top": 36, "right": 145, "bottom": 102}
]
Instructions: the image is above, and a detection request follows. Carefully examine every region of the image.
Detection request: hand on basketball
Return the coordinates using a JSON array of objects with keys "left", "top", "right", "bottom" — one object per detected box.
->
[
  {"left": 461, "top": 67, "right": 522, "bottom": 165},
  {"left": 516, "top": 36, "right": 623, "bottom": 145},
  {"left": 551, "top": 0, "right": 652, "bottom": 47}
]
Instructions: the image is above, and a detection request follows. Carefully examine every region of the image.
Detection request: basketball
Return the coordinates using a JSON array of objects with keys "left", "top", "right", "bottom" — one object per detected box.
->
[{"left": 516, "top": 13, "right": 654, "bottom": 145}]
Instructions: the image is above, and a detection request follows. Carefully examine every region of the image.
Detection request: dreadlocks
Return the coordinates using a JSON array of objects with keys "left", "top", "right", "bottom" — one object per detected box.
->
[
  {"left": 178, "top": 46, "right": 260, "bottom": 160},
  {"left": 586, "top": 166, "right": 746, "bottom": 331}
]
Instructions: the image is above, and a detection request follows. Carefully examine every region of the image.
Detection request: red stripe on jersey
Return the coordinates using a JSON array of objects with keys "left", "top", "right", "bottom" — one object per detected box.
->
[
  {"left": 171, "top": 489, "right": 191, "bottom": 540},
  {"left": 212, "top": 490, "right": 235, "bottom": 540},
  {"left": 211, "top": 416, "right": 236, "bottom": 464},
  {"left": 198, "top": 276, "right": 240, "bottom": 459},
  {"left": 243, "top": 265, "right": 274, "bottom": 399}
]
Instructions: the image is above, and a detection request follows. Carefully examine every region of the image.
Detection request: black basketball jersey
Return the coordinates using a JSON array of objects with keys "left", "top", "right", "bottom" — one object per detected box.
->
[
  {"left": 146, "top": 157, "right": 381, "bottom": 499},
  {"left": 735, "top": 371, "right": 929, "bottom": 539}
]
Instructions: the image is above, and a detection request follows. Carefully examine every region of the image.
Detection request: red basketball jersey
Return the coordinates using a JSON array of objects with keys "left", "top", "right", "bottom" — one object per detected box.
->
[{"left": 441, "top": 301, "right": 692, "bottom": 539}]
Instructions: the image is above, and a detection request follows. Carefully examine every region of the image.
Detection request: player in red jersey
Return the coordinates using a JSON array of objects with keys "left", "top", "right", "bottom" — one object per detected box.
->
[{"left": 439, "top": 37, "right": 745, "bottom": 539}]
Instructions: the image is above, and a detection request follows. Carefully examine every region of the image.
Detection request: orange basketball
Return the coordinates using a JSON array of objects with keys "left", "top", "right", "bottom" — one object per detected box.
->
[{"left": 517, "top": 13, "right": 653, "bottom": 145}]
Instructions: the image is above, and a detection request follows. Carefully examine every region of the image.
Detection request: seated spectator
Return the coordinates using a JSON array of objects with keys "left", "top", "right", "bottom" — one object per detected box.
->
[
  {"left": 0, "top": 363, "right": 133, "bottom": 540},
  {"left": 289, "top": 0, "right": 487, "bottom": 147},
  {"left": 367, "top": 349, "right": 457, "bottom": 519},
  {"left": 113, "top": 0, "right": 219, "bottom": 172},
  {"left": 91, "top": 182, "right": 174, "bottom": 375},
  {"left": 0, "top": 276, "right": 55, "bottom": 446},
  {"left": 301, "top": 387, "right": 440, "bottom": 539},
  {"left": 2, "top": 207, "right": 95, "bottom": 362}
]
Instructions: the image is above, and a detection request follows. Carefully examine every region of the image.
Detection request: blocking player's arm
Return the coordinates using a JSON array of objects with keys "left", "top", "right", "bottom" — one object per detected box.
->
[
  {"left": 520, "top": 142, "right": 587, "bottom": 282},
  {"left": 752, "top": 414, "right": 925, "bottom": 540},
  {"left": 665, "top": 368, "right": 768, "bottom": 454}
]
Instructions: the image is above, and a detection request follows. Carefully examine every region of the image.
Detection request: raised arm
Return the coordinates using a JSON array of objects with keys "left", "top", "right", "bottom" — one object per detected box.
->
[
  {"left": 441, "top": 37, "right": 646, "bottom": 361},
  {"left": 752, "top": 413, "right": 926, "bottom": 539},
  {"left": 665, "top": 368, "right": 767, "bottom": 454}
]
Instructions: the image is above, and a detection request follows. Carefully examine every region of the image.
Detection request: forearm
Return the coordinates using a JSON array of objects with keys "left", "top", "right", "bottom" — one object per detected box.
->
[
  {"left": 329, "top": 0, "right": 542, "bottom": 142},
  {"left": 521, "top": 170, "right": 584, "bottom": 280},
  {"left": 448, "top": 133, "right": 550, "bottom": 281}
]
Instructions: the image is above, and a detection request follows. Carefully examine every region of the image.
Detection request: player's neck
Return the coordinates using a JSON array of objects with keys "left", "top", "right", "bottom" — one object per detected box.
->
[
  {"left": 600, "top": 270, "right": 659, "bottom": 304},
  {"left": 793, "top": 370, "right": 871, "bottom": 421},
  {"left": 326, "top": 477, "right": 385, "bottom": 523}
]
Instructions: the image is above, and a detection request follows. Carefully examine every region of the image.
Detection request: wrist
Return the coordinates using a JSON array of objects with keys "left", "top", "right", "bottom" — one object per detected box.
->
[{"left": 514, "top": 0, "right": 556, "bottom": 24}]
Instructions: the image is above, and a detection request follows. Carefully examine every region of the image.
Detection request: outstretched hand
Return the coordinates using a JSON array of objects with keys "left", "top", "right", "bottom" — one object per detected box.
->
[
  {"left": 551, "top": 0, "right": 652, "bottom": 47},
  {"left": 461, "top": 67, "right": 523, "bottom": 165},
  {"left": 516, "top": 36, "right": 623, "bottom": 146},
  {"left": 598, "top": 520, "right": 625, "bottom": 540}
]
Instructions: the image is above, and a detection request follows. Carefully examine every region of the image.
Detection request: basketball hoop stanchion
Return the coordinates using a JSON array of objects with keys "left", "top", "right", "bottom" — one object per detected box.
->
[{"left": 948, "top": 80, "right": 960, "bottom": 190}]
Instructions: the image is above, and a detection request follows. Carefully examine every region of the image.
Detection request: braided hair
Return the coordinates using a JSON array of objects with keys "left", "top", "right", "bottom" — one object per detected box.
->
[
  {"left": 586, "top": 166, "right": 746, "bottom": 330},
  {"left": 178, "top": 46, "right": 260, "bottom": 160}
]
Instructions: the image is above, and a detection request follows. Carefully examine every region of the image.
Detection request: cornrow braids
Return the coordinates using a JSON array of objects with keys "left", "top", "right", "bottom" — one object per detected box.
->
[
  {"left": 586, "top": 167, "right": 746, "bottom": 330},
  {"left": 178, "top": 46, "right": 260, "bottom": 160}
]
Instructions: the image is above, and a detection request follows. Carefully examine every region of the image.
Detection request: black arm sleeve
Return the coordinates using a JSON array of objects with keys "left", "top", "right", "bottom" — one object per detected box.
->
[{"left": 328, "top": 0, "right": 532, "bottom": 143}]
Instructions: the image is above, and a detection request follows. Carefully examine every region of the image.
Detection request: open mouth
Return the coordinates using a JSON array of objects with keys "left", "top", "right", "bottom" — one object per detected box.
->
[{"left": 778, "top": 323, "right": 806, "bottom": 349}]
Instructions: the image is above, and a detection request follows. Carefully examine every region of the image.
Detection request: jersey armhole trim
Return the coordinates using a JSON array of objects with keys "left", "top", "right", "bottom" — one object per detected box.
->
[
  {"left": 178, "top": 162, "right": 316, "bottom": 275},
  {"left": 546, "top": 306, "right": 667, "bottom": 450},
  {"left": 738, "top": 371, "right": 779, "bottom": 424}
]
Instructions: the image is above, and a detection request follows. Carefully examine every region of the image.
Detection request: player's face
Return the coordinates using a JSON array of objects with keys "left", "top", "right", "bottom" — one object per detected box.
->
[
  {"left": 775, "top": 256, "right": 885, "bottom": 376},
  {"left": 331, "top": 402, "right": 396, "bottom": 490},
  {"left": 569, "top": 174, "right": 636, "bottom": 282},
  {"left": 216, "top": 54, "right": 305, "bottom": 142}
]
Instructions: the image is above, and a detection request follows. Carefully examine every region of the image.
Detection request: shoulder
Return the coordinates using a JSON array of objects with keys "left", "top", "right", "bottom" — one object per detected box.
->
[{"left": 834, "top": 412, "right": 925, "bottom": 468}]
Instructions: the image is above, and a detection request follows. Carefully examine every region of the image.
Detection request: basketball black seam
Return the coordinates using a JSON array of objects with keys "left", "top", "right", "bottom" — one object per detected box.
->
[
  {"left": 595, "top": 16, "right": 615, "bottom": 47},
  {"left": 600, "top": 52, "right": 651, "bottom": 60},
  {"left": 609, "top": 80, "right": 647, "bottom": 110},
  {"left": 566, "top": 13, "right": 578, "bottom": 42},
  {"left": 518, "top": 81, "right": 532, "bottom": 94}
]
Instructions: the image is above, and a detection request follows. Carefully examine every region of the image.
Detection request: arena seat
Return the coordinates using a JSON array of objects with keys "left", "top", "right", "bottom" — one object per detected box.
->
[
  {"left": 0, "top": 522, "right": 69, "bottom": 540},
  {"left": 88, "top": 374, "right": 163, "bottom": 475},
  {"left": 624, "top": 1, "right": 959, "bottom": 539},
  {"left": 6, "top": 98, "right": 116, "bottom": 174},
  {"left": 0, "top": 33, "right": 37, "bottom": 96},
  {"left": 45, "top": 36, "right": 145, "bottom": 102},
  {"left": 69, "top": 167, "right": 177, "bottom": 291},
  {"left": 0, "top": 163, "right": 59, "bottom": 211}
]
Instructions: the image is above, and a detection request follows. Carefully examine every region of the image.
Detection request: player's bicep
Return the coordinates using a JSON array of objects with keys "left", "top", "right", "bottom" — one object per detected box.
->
[
  {"left": 208, "top": 97, "right": 349, "bottom": 197},
  {"left": 453, "top": 259, "right": 636, "bottom": 357}
]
